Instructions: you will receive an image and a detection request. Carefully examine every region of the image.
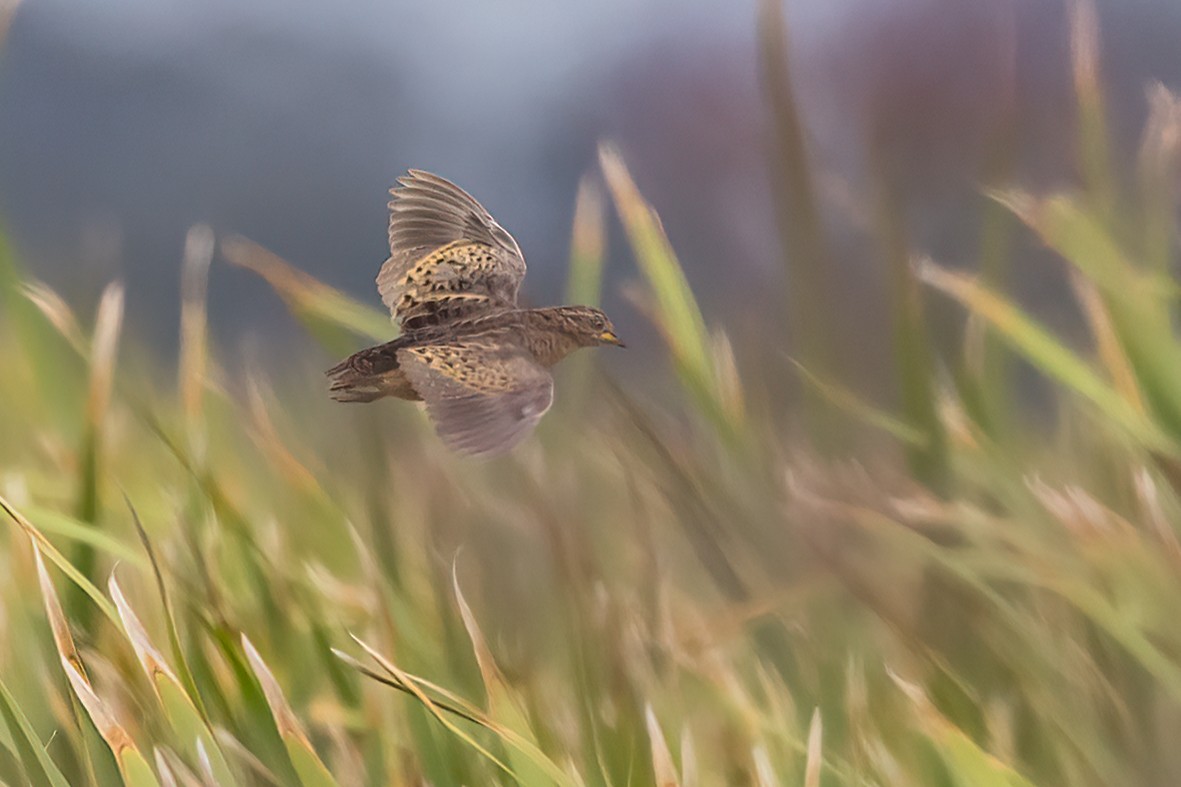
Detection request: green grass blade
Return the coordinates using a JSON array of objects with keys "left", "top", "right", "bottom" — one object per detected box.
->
[
  {"left": 0, "top": 677, "right": 72, "bottom": 787},
  {"left": 917, "top": 259, "right": 1169, "bottom": 451},
  {"left": 241, "top": 635, "right": 339, "bottom": 787},
  {"left": 70, "top": 281, "right": 124, "bottom": 627},
  {"left": 998, "top": 191, "right": 1181, "bottom": 440},
  {"left": 789, "top": 359, "right": 928, "bottom": 446},
  {"left": 453, "top": 567, "right": 573, "bottom": 786},
  {"left": 599, "top": 145, "right": 744, "bottom": 436},
  {"left": 869, "top": 146, "right": 948, "bottom": 491},
  {"left": 346, "top": 635, "right": 520, "bottom": 783},
  {"left": 0, "top": 494, "right": 120, "bottom": 626},
  {"left": 757, "top": 0, "right": 845, "bottom": 447},
  {"left": 109, "top": 575, "right": 238, "bottom": 786},
  {"left": 18, "top": 505, "right": 145, "bottom": 567},
  {"left": 890, "top": 671, "right": 1037, "bottom": 787}
]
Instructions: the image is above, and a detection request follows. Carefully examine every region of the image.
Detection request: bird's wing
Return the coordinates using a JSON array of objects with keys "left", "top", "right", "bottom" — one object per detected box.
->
[
  {"left": 397, "top": 338, "right": 553, "bottom": 458},
  {"left": 377, "top": 170, "right": 527, "bottom": 331}
]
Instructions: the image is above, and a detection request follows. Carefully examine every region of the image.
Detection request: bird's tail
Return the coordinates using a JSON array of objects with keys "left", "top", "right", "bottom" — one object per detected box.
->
[{"left": 325, "top": 348, "right": 392, "bottom": 403}]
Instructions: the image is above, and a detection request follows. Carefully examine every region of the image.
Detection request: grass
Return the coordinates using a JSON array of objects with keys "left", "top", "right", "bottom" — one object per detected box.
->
[{"left": 3, "top": 2, "right": 1181, "bottom": 784}]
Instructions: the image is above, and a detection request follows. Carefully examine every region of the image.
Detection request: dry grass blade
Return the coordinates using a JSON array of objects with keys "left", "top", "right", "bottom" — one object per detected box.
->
[
  {"left": 220, "top": 235, "right": 390, "bottom": 344},
  {"left": 195, "top": 740, "right": 217, "bottom": 786},
  {"left": 330, "top": 649, "right": 482, "bottom": 725},
  {"left": 179, "top": 224, "right": 214, "bottom": 432},
  {"left": 124, "top": 497, "right": 203, "bottom": 704},
  {"left": 241, "top": 634, "right": 339, "bottom": 787},
  {"left": 345, "top": 635, "right": 519, "bottom": 782},
  {"left": 561, "top": 171, "right": 609, "bottom": 410},
  {"left": 452, "top": 565, "right": 561, "bottom": 784},
  {"left": 1139, "top": 83, "right": 1181, "bottom": 271},
  {"left": 88, "top": 281, "right": 124, "bottom": 429},
  {"left": 0, "top": 0, "right": 21, "bottom": 42},
  {"left": 752, "top": 745, "right": 779, "bottom": 787},
  {"left": 212, "top": 729, "right": 284, "bottom": 787},
  {"left": 34, "top": 559, "right": 160, "bottom": 787},
  {"left": 680, "top": 728, "right": 698, "bottom": 787},
  {"left": 240, "top": 635, "right": 312, "bottom": 747},
  {"left": 62, "top": 658, "right": 132, "bottom": 752},
  {"left": 20, "top": 280, "right": 87, "bottom": 353},
  {"left": 109, "top": 571, "right": 236, "bottom": 785},
  {"left": 562, "top": 173, "right": 604, "bottom": 307},
  {"left": 1069, "top": 0, "right": 1114, "bottom": 213},
  {"left": 1140, "top": 83, "right": 1181, "bottom": 175},
  {"left": 645, "top": 705, "right": 679, "bottom": 787},
  {"left": 1069, "top": 0, "right": 1101, "bottom": 98},
  {"left": 33, "top": 547, "right": 86, "bottom": 679},
  {"left": 153, "top": 746, "right": 211, "bottom": 787},
  {"left": 62, "top": 660, "right": 161, "bottom": 787},
  {"left": 154, "top": 750, "right": 179, "bottom": 787},
  {"left": 451, "top": 563, "right": 510, "bottom": 700},
  {"left": 565, "top": 173, "right": 606, "bottom": 308},
  {"left": 110, "top": 574, "right": 182, "bottom": 688},
  {"left": 350, "top": 633, "right": 578, "bottom": 787},
  {"left": 246, "top": 377, "right": 323, "bottom": 495},
  {"left": 710, "top": 330, "right": 747, "bottom": 430},
  {"left": 36, "top": 545, "right": 158, "bottom": 785},
  {"left": 803, "top": 708, "right": 822, "bottom": 787}
]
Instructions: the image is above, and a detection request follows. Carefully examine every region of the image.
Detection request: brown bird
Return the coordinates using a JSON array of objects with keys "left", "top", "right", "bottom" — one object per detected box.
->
[{"left": 327, "top": 170, "right": 623, "bottom": 457}]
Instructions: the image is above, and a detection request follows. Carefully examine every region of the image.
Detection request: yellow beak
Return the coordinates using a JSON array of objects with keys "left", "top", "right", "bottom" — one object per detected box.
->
[{"left": 599, "top": 329, "right": 625, "bottom": 347}]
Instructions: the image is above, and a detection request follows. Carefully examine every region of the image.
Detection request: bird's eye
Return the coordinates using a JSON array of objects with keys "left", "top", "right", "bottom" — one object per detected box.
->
[{"left": 592, "top": 316, "right": 605, "bottom": 330}]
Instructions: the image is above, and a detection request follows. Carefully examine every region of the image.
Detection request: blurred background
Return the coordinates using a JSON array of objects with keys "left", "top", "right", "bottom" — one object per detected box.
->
[{"left": 2, "top": 0, "right": 1180, "bottom": 390}]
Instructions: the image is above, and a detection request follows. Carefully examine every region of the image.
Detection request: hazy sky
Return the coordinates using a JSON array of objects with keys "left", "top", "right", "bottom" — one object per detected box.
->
[
  {"left": 0, "top": 0, "right": 783, "bottom": 342},
  {"left": 2, "top": 0, "right": 1180, "bottom": 376}
]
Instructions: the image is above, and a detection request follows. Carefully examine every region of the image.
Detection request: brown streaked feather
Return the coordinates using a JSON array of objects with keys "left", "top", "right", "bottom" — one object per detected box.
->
[
  {"left": 377, "top": 170, "right": 526, "bottom": 331},
  {"left": 325, "top": 339, "right": 421, "bottom": 402},
  {"left": 397, "top": 339, "right": 553, "bottom": 458}
]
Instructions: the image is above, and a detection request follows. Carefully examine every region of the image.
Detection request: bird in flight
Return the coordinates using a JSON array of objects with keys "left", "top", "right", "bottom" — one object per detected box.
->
[{"left": 327, "top": 170, "right": 624, "bottom": 457}]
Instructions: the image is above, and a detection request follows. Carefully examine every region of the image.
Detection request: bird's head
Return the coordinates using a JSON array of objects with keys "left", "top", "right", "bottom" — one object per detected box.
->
[{"left": 560, "top": 306, "right": 625, "bottom": 348}]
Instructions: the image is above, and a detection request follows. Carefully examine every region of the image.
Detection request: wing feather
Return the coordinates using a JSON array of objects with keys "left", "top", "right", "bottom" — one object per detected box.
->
[
  {"left": 377, "top": 171, "right": 526, "bottom": 331},
  {"left": 397, "top": 339, "right": 553, "bottom": 458}
]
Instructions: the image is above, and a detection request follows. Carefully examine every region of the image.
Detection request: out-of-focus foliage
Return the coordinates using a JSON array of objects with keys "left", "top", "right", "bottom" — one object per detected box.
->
[{"left": 3, "top": 2, "right": 1181, "bottom": 785}]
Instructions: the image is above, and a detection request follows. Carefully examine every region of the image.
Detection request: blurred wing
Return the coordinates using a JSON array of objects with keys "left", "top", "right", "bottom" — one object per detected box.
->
[
  {"left": 397, "top": 339, "right": 553, "bottom": 458},
  {"left": 377, "top": 170, "right": 527, "bottom": 331}
]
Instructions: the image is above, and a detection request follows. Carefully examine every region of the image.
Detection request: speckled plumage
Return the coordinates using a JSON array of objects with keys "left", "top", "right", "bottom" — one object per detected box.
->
[{"left": 327, "top": 170, "right": 623, "bottom": 458}]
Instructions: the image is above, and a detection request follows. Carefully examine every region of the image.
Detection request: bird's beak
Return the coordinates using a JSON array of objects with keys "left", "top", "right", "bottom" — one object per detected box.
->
[{"left": 599, "top": 330, "right": 625, "bottom": 348}]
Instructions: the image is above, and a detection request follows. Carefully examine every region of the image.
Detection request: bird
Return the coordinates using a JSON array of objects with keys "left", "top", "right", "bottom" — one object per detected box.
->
[{"left": 327, "top": 170, "right": 624, "bottom": 458}]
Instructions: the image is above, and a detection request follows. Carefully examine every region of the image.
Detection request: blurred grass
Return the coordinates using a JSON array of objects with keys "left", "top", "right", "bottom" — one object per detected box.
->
[
  {"left": 758, "top": 0, "right": 844, "bottom": 449},
  {"left": 3, "top": 2, "right": 1181, "bottom": 784}
]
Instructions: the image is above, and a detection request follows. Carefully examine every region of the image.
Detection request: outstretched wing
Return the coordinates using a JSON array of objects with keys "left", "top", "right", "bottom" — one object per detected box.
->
[
  {"left": 397, "top": 339, "right": 553, "bottom": 458},
  {"left": 377, "top": 170, "right": 526, "bottom": 332}
]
